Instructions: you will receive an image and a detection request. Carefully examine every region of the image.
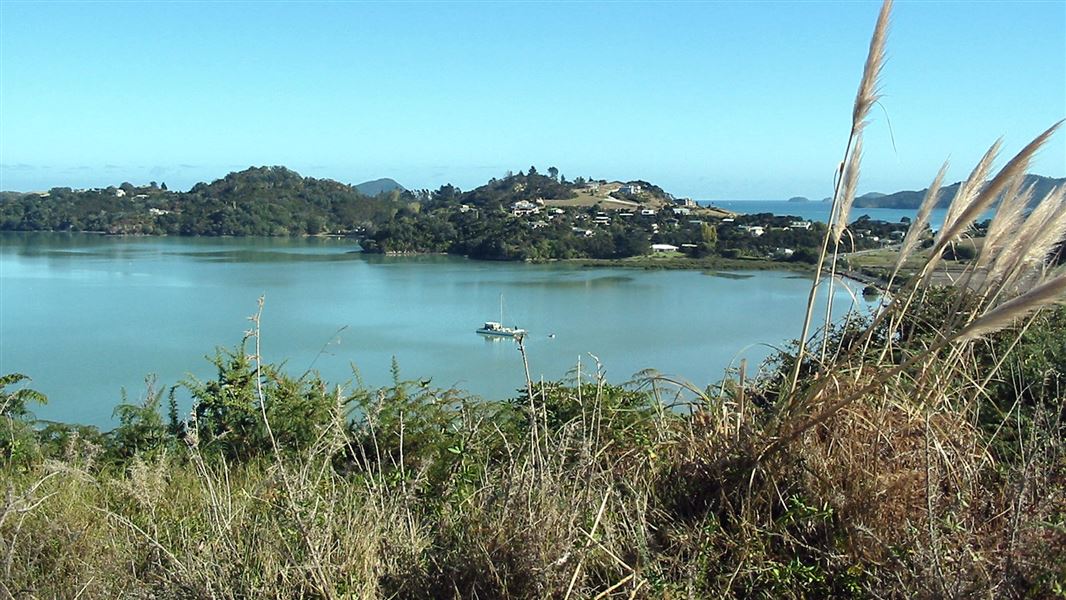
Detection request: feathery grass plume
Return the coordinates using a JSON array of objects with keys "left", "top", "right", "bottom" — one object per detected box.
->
[
  {"left": 933, "top": 122, "right": 1062, "bottom": 260},
  {"left": 852, "top": 0, "right": 892, "bottom": 131},
  {"left": 891, "top": 161, "right": 946, "bottom": 279},
  {"left": 833, "top": 132, "right": 864, "bottom": 244},
  {"left": 974, "top": 176, "right": 1032, "bottom": 273},
  {"left": 1018, "top": 185, "right": 1066, "bottom": 264},
  {"left": 988, "top": 185, "right": 1066, "bottom": 291},
  {"left": 996, "top": 187, "right": 1066, "bottom": 292},
  {"left": 956, "top": 270, "right": 1066, "bottom": 342},
  {"left": 939, "top": 140, "right": 1002, "bottom": 243},
  {"left": 788, "top": 0, "right": 892, "bottom": 395}
]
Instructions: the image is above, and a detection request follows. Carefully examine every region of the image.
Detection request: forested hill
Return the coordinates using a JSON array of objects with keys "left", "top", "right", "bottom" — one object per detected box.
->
[
  {"left": 853, "top": 174, "right": 1064, "bottom": 209},
  {"left": 434, "top": 167, "right": 674, "bottom": 210},
  {"left": 0, "top": 166, "right": 413, "bottom": 236}
]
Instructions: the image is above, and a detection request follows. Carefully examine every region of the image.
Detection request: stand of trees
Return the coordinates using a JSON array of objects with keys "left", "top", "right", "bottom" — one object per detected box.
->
[{"left": 0, "top": 167, "right": 410, "bottom": 236}]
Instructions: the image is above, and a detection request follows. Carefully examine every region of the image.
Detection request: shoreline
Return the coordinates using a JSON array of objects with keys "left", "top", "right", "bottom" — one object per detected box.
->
[{"left": 3, "top": 230, "right": 904, "bottom": 286}]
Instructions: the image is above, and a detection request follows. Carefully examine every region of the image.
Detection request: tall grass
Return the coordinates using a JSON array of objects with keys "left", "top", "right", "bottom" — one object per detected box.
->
[{"left": 3, "top": 1, "right": 1065, "bottom": 597}]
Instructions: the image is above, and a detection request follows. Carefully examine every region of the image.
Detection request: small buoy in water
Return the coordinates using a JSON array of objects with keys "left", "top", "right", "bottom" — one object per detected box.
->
[{"left": 548, "top": 333, "right": 556, "bottom": 339}]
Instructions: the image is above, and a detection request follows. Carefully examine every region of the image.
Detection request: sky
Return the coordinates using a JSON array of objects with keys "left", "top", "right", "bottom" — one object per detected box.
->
[{"left": 1, "top": 1, "right": 1063, "bottom": 200}]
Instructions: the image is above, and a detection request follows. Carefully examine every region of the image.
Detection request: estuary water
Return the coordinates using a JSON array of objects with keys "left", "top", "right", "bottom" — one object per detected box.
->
[
  {"left": 708, "top": 200, "right": 958, "bottom": 229},
  {"left": 1, "top": 233, "right": 872, "bottom": 427}
]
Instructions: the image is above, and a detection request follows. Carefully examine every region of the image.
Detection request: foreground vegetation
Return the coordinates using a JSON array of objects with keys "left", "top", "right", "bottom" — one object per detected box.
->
[{"left": 2, "top": 273, "right": 1064, "bottom": 598}]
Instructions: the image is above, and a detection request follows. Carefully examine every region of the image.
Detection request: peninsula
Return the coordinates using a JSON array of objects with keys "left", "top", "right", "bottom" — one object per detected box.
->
[{"left": 0, "top": 165, "right": 914, "bottom": 266}]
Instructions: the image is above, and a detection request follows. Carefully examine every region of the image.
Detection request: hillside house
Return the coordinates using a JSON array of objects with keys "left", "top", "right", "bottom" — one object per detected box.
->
[
  {"left": 651, "top": 243, "right": 679, "bottom": 253},
  {"left": 618, "top": 184, "right": 643, "bottom": 195},
  {"left": 740, "top": 225, "right": 766, "bottom": 236},
  {"left": 790, "top": 220, "right": 813, "bottom": 230},
  {"left": 511, "top": 200, "right": 541, "bottom": 216}
]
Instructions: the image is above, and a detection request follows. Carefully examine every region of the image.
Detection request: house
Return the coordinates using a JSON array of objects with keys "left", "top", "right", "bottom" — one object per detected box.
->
[
  {"left": 675, "top": 198, "right": 697, "bottom": 207},
  {"left": 721, "top": 217, "right": 735, "bottom": 223},
  {"left": 571, "top": 227, "right": 594, "bottom": 238},
  {"left": 114, "top": 189, "right": 126, "bottom": 198},
  {"left": 530, "top": 220, "right": 549, "bottom": 229},
  {"left": 640, "top": 209, "right": 657, "bottom": 216},
  {"left": 511, "top": 200, "right": 541, "bottom": 216},
  {"left": 672, "top": 207, "right": 691, "bottom": 216},
  {"left": 458, "top": 204, "right": 473, "bottom": 213},
  {"left": 790, "top": 220, "right": 813, "bottom": 230},
  {"left": 740, "top": 225, "right": 766, "bottom": 236},
  {"left": 651, "top": 243, "right": 679, "bottom": 253},
  {"left": 593, "top": 215, "right": 611, "bottom": 225},
  {"left": 618, "top": 184, "right": 643, "bottom": 195}
]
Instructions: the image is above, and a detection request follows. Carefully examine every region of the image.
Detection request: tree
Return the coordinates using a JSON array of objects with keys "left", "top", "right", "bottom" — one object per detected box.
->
[
  {"left": 548, "top": 167, "right": 559, "bottom": 181},
  {"left": 701, "top": 223, "right": 718, "bottom": 251},
  {"left": 0, "top": 373, "right": 47, "bottom": 465},
  {"left": 528, "top": 165, "right": 539, "bottom": 177}
]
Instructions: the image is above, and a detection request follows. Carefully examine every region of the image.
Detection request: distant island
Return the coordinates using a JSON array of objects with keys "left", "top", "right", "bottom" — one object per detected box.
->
[
  {"left": 787, "top": 196, "right": 809, "bottom": 203},
  {"left": 354, "top": 177, "right": 405, "bottom": 196},
  {"left": 852, "top": 174, "right": 1064, "bottom": 208}
]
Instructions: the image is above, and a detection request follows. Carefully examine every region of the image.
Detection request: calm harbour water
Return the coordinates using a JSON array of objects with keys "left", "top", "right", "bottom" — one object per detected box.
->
[
  {"left": 1, "top": 232, "right": 874, "bottom": 427},
  {"left": 710, "top": 199, "right": 958, "bottom": 229}
]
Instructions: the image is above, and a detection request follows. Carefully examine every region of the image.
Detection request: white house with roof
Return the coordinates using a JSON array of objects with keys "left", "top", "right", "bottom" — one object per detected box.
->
[
  {"left": 740, "top": 225, "right": 766, "bottom": 236},
  {"left": 618, "top": 184, "right": 643, "bottom": 195},
  {"left": 790, "top": 220, "right": 813, "bottom": 230},
  {"left": 651, "top": 243, "right": 679, "bottom": 253},
  {"left": 511, "top": 200, "right": 541, "bottom": 216}
]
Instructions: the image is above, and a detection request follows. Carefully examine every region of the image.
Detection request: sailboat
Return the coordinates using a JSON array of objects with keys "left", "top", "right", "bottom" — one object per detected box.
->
[{"left": 476, "top": 294, "right": 527, "bottom": 338}]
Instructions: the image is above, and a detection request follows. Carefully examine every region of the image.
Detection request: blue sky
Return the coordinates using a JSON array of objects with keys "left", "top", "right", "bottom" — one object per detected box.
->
[{"left": 1, "top": 1, "right": 1063, "bottom": 200}]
